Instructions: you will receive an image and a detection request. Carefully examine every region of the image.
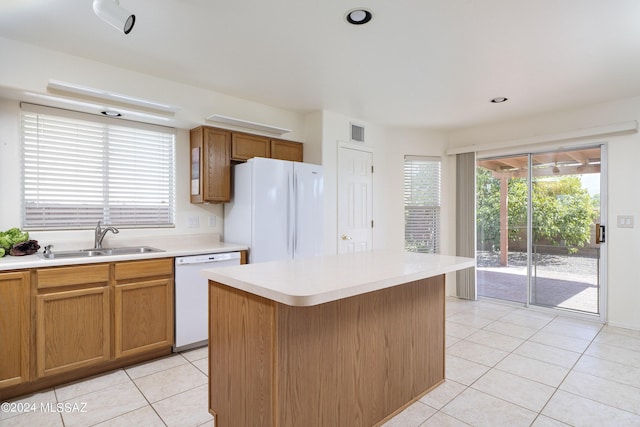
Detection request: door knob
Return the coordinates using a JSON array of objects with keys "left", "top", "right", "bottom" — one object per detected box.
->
[{"left": 341, "top": 234, "right": 352, "bottom": 241}]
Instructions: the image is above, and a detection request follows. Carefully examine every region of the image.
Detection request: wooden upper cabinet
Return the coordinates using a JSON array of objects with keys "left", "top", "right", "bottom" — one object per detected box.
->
[
  {"left": 190, "top": 126, "right": 304, "bottom": 204},
  {"left": 190, "top": 126, "right": 231, "bottom": 204},
  {"left": 270, "top": 139, "right": 303, "bottom": 162},
  {"left": 231, "top": 133, "right": 270, "bottom": 161}
]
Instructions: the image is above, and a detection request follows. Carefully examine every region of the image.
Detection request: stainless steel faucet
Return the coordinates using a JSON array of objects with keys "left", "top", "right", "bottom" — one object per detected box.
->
[{"left": 94, "top": 221, "right": 119, "bottom": 249}]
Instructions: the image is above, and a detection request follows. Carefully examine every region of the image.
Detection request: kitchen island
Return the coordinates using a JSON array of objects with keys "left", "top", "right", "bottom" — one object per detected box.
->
[{"left": 202, "top": 250, "right": 475, "bottom": 427}]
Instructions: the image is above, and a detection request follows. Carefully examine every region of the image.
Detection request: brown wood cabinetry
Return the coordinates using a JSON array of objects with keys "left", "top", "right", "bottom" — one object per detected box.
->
[
  {"left": 209, "top": 275, "right": 444, "bottom": 427},
  {"left": 35, "top": 264, "right": 111, "bottom": 378},
  {"left": 114, "top": 259, "right": 173, "bottom": 358},
  {"left": 0, "top": 271, "right": 30, "bottom": 389},
  {"left": 190, "top": 126, "right": 231, "bottom": 204},
  {"left": 0, "top": 258, "right": 175, "bottom": 400},
  {"left": 231, "top": 132, "right": 270, "bottom": 161},
  {"left": 190, "top": 125, "right": 305, "bottom": 204},
  {"left": 270, "top": 138, "right": 303, "bottom": 162}
]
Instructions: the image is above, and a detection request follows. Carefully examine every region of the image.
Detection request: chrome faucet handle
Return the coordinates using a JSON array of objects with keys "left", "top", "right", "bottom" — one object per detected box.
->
[{"left": 44, "top": 244, "right": 53, "bottom": 255}]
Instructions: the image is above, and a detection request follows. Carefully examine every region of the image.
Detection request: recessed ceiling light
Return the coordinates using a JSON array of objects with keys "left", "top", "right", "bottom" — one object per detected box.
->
[
  {"left": 101, "top": 110, "right": 122, "bottom": 117},
  {"left": 490, "top": 97, "right": 508, "bottom": 103},
  {"left": 346, "top": 8, "right": 373, "bottom": 25}
]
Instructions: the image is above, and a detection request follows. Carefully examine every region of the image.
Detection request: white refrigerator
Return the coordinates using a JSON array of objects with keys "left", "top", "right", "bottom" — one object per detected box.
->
[{"left": 224, "top": 157, "right": 323, "bottom": 263}]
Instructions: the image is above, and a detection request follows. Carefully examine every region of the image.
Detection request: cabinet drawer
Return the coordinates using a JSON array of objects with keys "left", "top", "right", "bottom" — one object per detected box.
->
[
  {"left": 36, "top": 264, "right": 110, "bottom": 289},
  {"left": 114, "top": 258, "right": 173, "bottom": 281}
]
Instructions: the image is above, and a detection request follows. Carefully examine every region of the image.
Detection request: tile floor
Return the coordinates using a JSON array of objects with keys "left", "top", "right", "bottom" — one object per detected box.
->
[{"left": 2, "top": 297, "right": 640, "bottom": 426}]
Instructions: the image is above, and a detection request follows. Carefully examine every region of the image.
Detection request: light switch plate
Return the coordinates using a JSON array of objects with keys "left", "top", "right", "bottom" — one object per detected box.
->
[
  {"left": 617, "top": 215, "right": 634, "bottom": 228},
  {"left": 187, "top": 216, "right": 200, "bottom": 228}
]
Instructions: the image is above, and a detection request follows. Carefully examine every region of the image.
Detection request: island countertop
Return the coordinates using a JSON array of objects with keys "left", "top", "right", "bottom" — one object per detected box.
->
[{"left": 202, "top": 250, "right": 475, "bottom": 306}]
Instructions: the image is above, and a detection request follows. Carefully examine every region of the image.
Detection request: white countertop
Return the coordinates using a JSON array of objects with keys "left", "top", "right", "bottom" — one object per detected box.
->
[
  {"left": 202, "top": 250, "right": 475, "bottom": 306},
  {"left": 0, "top": 234, "right": 247, "bottom": 270}
]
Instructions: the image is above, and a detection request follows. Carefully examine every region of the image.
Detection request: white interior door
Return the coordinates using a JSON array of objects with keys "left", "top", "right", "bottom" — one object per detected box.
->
[{"left": 338, "top": 146, "right": 373, "bottom": 253}]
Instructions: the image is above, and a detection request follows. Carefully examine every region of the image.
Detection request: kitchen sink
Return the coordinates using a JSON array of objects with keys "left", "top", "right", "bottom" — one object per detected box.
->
[{"left": 41, "top": 246, "right": 165, "bottom": 259}]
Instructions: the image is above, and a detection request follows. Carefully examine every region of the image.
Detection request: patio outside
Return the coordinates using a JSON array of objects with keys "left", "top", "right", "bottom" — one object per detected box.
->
[
  {"left": 476, "top": 147, "right": 602, "bottom": 315},
  {"left": 477, "top": 248, "right": 599, "bottom": 313}
]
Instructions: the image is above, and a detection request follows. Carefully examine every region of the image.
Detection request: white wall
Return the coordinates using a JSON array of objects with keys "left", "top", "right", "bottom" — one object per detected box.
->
[
  {"left": 378, "top": 127, "right": 456, "bottom": 294},
  {"left": 0, "top": 37, "right": 306, "bottom": 138},
  {"left": 448, "top": 96, "right": 640, "bottom": 330},
  {"left": 0, "top": 37, "right": 308, "bottom": 249},
  {"left": 319, "top": 110, "right": 381, "bottom": 254},
  {"left": 376, "top": 127, "right": 451, "bottom": 250},
  {"left": 316, "top": 111, "right": 458, "bottom": 293}
]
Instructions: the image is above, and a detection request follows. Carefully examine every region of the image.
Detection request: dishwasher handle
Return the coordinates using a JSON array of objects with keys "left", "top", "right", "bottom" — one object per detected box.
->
[{"left": 175, "top": 252, "right": 241, "bottom": 266}]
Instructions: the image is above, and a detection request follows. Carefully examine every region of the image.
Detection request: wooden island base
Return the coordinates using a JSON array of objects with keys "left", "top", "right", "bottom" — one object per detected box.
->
[{"left": 209, "top": 274, "right": 445, "bottom": 427}]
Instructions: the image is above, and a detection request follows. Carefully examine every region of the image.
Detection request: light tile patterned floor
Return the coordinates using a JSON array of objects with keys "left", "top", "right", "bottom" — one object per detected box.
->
[{"left": 2, "top": 297, "right": 640, "bottom": 426}]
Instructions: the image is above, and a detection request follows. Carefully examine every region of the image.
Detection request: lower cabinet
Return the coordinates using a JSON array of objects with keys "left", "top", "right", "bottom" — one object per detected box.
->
[
  {"left": 0, "top": 271, "right": 30, "bottom": 388},
  {"left": 35, "top": 264, "right": 111, "bottom": 378},
  {"left": 114, "top": 259, "right": 174, "bottom": 358},
  {"left": 0, "top": 258, "right": 175, "bottom": 400},
  {"left": 36, "top": 286, "right": 110, "bottom": 377}
]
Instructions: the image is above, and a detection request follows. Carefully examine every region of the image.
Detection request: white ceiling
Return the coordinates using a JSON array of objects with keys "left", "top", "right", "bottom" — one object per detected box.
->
[{"left": 2, "top": 0, "right": 640, "bottom": 130}]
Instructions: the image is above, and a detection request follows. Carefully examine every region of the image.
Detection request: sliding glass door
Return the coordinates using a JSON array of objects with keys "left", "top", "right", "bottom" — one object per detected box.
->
[
  {"left": 476, "top": 155, "right": 529, "bottom": 304},
  {"left": 477, "top": 146, "right": 605, "bottom": 315}
]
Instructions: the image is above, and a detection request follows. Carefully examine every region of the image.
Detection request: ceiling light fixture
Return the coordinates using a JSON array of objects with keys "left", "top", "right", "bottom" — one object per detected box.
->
[
  {"left": 346, "top": 8, "right": 373, "bottom": 25},
  {"left": 93, "top": 0, "right": 136, "bottom": 34},
  {"left": 47, "top": 80, "right": 180, "bottom": 115},
  {"left": 101, "top": 110, "right": 122, "bottom": 117},
  {"left": 490, "top": 97, "right": 508, "bottom": 103}
]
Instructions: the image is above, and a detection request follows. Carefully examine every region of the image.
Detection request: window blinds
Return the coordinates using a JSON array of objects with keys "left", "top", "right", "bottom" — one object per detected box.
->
[
  {"left": 21, "top": 104, "right": 176, "bottom": 230},
  {"left": 404, "top": 155, "right": 441, "bottom": 253}
]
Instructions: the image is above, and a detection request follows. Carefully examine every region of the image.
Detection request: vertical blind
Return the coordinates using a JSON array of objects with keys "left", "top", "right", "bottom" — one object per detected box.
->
[
  {"left": 456, "top": 152, "right": 477, "bottom": 300},
  {"left": 404, "top": 155, "right": 441, "bottom": 253},
  {"left": 21, "top": 104, "right": 176, "bottom": 230}
]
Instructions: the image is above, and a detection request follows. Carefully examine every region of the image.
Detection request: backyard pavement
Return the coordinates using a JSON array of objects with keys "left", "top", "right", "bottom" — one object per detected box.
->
[{"left": 477, "top": 251, "right": 599, "bottom": 314}]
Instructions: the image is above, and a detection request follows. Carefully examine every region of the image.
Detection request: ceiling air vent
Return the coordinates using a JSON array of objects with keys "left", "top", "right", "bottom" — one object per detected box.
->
[{"left": 351, "top": 123, "right": 365, "bottom": 143}]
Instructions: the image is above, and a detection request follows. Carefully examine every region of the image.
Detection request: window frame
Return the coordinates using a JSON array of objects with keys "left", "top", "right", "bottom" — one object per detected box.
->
[
  {"left": 21, "top": 103, "right": 176, "bottom": 231},
  {"left": 404, "top": 155, "right": 442, "bottom": 254}
]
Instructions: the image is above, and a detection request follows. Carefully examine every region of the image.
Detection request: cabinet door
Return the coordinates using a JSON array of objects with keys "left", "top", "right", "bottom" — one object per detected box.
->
[
  {"left": 205, "top": 128, "right": 231, "bottom": 202},
  {"left": 270, "top": 139, "right": 303, "bottom": 162},
  {"left": 191, "top": 126, "right": 231, "bottom": 203},
  {"left": 114, "top": 278, "right": 173, "bottom": 358},
  {"left": 190, "top": 127, "right": 205, "bottom": 204},
  {"left": 36, "top": 287, "right": 110, "bottom": 378},
  {"left": 0, "top": 271, "right": 30, "bottom": 388},
  {"left": 231, "top": 133, "right": 270, "bottom": 161}
]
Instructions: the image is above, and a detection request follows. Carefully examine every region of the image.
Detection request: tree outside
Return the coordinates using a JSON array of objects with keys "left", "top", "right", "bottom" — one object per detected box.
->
[{"left": 477, "top": 167, "right": 599, "bottom": 254}]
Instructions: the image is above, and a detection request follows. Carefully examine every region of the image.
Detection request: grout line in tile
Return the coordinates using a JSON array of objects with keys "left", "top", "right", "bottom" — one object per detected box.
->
[{"left": 123, "top": 363, "right": 168, "bottom": 427}]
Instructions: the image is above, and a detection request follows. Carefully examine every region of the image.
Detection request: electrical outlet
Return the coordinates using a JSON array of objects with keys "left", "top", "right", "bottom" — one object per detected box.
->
[
  {"left": 187, "top": 216, "right": 200, "bottom": 228},
  {"left": 208, "top": 215, "right": 216, "bottom": 227},
  {"left": 617, "top": 215, "right": 634, "bottom": 228}
]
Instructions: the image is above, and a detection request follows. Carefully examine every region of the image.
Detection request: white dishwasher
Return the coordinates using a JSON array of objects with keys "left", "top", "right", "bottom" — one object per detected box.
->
[{"left": 174, "top": 252, "right": 241, "bottom": 351}]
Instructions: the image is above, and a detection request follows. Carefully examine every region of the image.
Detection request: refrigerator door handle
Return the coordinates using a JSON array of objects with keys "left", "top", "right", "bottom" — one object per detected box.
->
[
  {"left": 293, "top": 171, "right": 298, "bottom": 254},
  {"left": 286, "top": 173, "right": 291, "bottom": 255}
]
